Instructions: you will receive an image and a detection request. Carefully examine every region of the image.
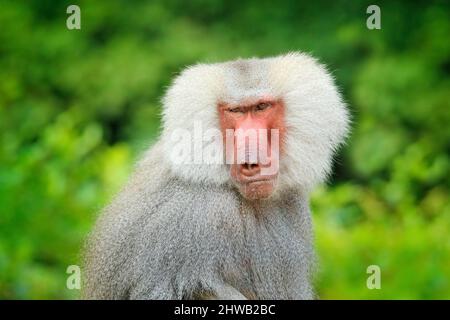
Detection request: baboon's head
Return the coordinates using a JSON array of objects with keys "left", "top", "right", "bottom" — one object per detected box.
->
[{"left": 162, "top": 52, "right": 350, "bottom": 200}]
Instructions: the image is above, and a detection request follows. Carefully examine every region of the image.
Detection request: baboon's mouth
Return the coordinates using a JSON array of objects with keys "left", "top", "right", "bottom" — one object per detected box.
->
[
  {"left": 236, "top": 177, "right": 277, "bottom": 200},
  {"left": 244, "top": 178, "right": 273, "bottom": 185},
  {"left": 234, "top": 173, "right": 277, "bottom": 185}
]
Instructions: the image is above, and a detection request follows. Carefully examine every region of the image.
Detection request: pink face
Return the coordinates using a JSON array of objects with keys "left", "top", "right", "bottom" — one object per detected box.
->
[{"left": 218, "top": 99, "right": 286, "bottom": 200}]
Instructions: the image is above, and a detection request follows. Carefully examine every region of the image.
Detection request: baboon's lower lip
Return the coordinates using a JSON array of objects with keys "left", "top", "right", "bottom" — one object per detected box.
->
[
  {"left": 246, "top": 179, "right": 272, "bottom": 184},
  {"left": 241, "top": 178, "right": 274, "bottom": 186}
]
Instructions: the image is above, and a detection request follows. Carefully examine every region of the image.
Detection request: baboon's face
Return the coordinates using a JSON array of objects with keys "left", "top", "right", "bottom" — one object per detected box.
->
[{"left": 218, "top": 99, "right": 286, "bottom": 200}]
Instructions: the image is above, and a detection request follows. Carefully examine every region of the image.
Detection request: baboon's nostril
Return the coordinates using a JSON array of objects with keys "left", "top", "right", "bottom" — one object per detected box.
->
[{"left": 240, "top": 162, "right": 260, "bottom": 176}]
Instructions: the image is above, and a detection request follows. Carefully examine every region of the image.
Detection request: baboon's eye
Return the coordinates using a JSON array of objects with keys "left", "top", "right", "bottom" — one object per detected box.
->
[
  {"left": 228, "top": 107, "right": 244, "bottom": 113},
  {"left": 255, "top": 102, "right": 271, "bottom": 112}
]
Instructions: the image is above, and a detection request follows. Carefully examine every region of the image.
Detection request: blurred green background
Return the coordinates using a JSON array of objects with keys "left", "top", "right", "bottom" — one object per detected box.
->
[{"left": 0, "top": 0, "right": 449, "bottom": 299}]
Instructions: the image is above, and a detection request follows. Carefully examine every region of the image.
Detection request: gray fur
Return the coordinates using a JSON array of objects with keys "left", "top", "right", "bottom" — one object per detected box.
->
[
  {"left": 83, "top": 53, "right": 349, "bottom": 300},
  {"left": 83, "top": 143, "right": 315, "bottom": 299}
]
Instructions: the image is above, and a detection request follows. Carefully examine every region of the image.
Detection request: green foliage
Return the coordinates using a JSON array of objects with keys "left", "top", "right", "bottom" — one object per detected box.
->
[{"left": 0, "top": 0, "right": 448, "bottom": 299}]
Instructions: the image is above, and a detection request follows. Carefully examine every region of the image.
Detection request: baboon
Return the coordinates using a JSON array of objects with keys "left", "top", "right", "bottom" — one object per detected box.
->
[{"left": 83, "top": 52, "right": 350, "bottom": 299}]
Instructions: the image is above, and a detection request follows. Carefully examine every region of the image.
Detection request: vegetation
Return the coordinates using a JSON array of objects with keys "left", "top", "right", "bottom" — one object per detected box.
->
[{"left": 0, "top": 0, "right": 448, "bottom": 299}]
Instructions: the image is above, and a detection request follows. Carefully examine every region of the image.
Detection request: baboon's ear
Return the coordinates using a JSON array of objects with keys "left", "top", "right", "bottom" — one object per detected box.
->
[
  {"left": 161, "top": 64, "right": 229, "bottom": 186},
  {"left": 268, "top": 52, "right": 350, "bottom": 192}
]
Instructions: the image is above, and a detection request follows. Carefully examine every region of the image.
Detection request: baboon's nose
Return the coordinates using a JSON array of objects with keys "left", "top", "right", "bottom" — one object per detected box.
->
[{"left": 239, "top": 162, "right": 261, "bottom": 177}]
